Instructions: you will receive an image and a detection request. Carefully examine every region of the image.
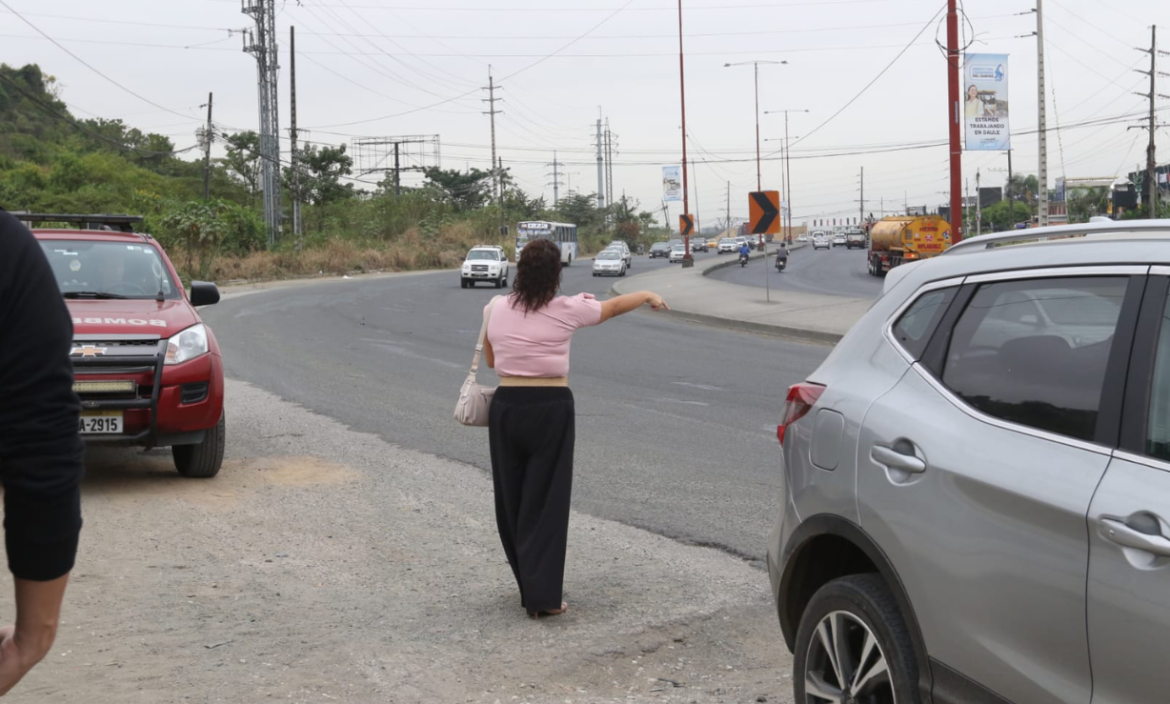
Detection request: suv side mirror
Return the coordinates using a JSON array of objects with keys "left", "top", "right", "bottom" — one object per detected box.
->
[{"left": 190, "top": 281, "right": 220, "bottom": 307}]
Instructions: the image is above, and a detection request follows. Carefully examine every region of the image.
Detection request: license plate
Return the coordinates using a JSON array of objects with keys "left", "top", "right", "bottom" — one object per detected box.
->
[{"left": 79, "top": 411, "right": 123, "bottom": 435}]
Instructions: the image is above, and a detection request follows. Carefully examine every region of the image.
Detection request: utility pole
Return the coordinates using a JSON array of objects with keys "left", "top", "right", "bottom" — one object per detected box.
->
[
  {"left": 1131, "top": 26, "right": 1167, "bottom": 218},
  {"left": 858, "top": 166, "right": 865, "bottom": 228},
  {"left": 483, "top": 68, "right": 503, "bottom": 217},
  {"left": 289, "top": 25, "right": 302, "bottom": 243},
  {"left": 676, "top": 0, "right": 693, "bottom": 267},
  {"left": 1036, "top": 0, "right": 1050, "bottom": 226},
  {"left": 1008, "top": 150, "right": 1015, "bottom": 229},
  {"left": 946, "top": 0, "right": 963, "bottom": 243},
  {"left": 393, "top": 143, "right": 401, "bottom": 195},
  {"left": 201, "top": 92, "right": 213, "bottom": 201},
  {"left": 976, "top": 169, "right": 982, "bottom": 236},
  {"left": 596, "top": 115, "right": 605, "bottom": 210},
  {"left": 605, "top": 119, "right": 616, "bottom": 224},
  {"left": 547, "top": 151, "right": 564, "bottom": 207},
  {"left": 726, "top": 180, "right": 731, "bottom": 233},
  {"left": 785, "top": 113, "right": 794, "bottom": 241},
  {"left": 692, "top": 158, "right": 700, "bottom": 236},
  {"left": 243, "top": 0, "right": 282, "bottom": 245},
  {"left": 965, "top": 177, "right": 971, "bottom": 233}
]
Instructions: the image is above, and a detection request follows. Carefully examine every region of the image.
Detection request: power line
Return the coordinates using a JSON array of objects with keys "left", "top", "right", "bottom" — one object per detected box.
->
[
  {"left": 303, "top": 0, "right": 636, "bottom": 129},
  {"left": 766, "top": 2, "right": 947, "bottom": 157},
  {"left": 195, "top": 0, "right": 956, "bottom": 11},
  {"left": 0, "top": 0, "right": 199, "bottom": 120}
]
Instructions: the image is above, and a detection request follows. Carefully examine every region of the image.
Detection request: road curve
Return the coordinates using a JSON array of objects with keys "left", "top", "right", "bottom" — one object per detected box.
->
[{"left": 708, "top": 244, "right": 883, "bottom": 300}]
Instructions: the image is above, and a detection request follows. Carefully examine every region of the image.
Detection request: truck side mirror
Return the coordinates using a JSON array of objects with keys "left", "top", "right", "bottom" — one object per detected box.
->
[{"left": 190, "top": 281, "right": 220, "bottom": 307}]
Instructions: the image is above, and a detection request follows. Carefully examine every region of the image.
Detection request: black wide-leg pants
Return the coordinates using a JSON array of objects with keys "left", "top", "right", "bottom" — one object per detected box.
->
[{"left": 487, "top": 387, "right": 575, "bottom": 615}]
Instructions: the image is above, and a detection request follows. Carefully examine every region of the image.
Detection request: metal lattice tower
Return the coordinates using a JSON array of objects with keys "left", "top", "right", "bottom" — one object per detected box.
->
[{"left": 243, "top": 0, "right": 282, "bottom": 245}]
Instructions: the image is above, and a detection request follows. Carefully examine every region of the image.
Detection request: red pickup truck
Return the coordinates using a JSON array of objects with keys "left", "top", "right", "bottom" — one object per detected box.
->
[{"left": 21, "top": 213, "right": 226, "bottom": 478}]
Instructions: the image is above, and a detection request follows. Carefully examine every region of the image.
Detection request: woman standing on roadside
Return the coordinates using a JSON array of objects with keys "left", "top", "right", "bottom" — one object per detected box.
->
[{"left": 483, "top": 238, "right": 668, "bottom": 618}]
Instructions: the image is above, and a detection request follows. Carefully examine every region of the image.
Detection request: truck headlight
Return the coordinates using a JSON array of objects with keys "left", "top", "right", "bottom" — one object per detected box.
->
[{"left": 166, "top": 324, "right": 209, "bottom": 365}]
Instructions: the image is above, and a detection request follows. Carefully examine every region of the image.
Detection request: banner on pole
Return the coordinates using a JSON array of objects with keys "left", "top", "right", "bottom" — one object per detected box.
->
[
  {"left": 964, "top": 54, "right": 1011, "bottom": 151},
  {"left": 662, "top": 166, "right": 683, "bottom": 202}
]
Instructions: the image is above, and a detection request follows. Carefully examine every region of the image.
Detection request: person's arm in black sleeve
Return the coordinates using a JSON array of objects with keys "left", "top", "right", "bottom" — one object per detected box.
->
[{"left": 0, "top": 209, "right": 84, "bottom": 696}]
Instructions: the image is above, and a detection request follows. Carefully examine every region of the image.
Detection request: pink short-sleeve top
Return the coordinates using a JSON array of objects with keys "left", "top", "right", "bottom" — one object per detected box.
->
[{"left": 485, "top": 293, "right": 603, "bottom": 378}]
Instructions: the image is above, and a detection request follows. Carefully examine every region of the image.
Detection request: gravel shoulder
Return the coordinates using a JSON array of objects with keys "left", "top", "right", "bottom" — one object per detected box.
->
[{"left": 1, "top": 380, "right": 793, "bottom": 703}]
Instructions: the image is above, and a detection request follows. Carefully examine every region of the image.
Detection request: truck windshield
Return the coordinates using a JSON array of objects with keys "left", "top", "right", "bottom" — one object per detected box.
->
[{"left": 39, "top": 240, "right": 182, "bottom": 300}]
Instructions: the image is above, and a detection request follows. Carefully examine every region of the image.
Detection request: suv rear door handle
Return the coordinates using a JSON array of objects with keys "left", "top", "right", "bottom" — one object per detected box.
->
[
  {"left": 871, "top": 445, "right": 926, "bottom": 474},
  {"left": 1101, "top": 518, "right": 1170, "bottom": 557}
]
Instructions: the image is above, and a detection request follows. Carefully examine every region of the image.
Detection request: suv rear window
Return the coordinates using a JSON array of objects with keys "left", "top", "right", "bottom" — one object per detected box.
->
[
  {"left": 940, "top": 277, "right": 1127, "bottom": 442},
  {"left": 1147, "top": 287, "right": 1170, "bottom": 461},
  {"left": 891, "top": 287, "right": 957, "bottom": 359}
]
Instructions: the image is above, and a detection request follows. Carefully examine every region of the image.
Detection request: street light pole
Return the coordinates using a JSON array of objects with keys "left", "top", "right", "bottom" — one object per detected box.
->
[
  {"left": 726, "top": 60, "right": 787, "bottom": 249},
  {"left": 754, "top": 63, "right": 762, "bottom": 193}
]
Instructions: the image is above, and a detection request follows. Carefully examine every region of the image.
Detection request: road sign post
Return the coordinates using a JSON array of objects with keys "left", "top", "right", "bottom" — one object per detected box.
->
[
  {"left": 679, "top": 214, "right": 695, "bottom": 256},
  {"left": 749, "top": 191, "right": 781, "bottom": 303}
]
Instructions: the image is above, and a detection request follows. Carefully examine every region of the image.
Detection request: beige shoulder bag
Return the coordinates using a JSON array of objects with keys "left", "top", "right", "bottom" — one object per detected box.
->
[{"left": 454, "top": 295, "right": 503, "bottom": 427}]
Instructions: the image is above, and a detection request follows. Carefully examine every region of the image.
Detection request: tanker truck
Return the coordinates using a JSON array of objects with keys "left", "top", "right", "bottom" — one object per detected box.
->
[{"left": 867, "top": 215, "right": 952, "bottom": 277}]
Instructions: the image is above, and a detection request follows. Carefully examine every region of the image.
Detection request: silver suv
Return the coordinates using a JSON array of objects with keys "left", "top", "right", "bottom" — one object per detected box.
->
[{"left": 769, "top": 219, "right": 1170, "bottom": 704}]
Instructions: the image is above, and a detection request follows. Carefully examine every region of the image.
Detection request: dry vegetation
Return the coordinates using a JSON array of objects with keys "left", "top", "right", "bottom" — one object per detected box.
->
[{"left": 190, "top": 222, "right": 511, "bottom": 283}]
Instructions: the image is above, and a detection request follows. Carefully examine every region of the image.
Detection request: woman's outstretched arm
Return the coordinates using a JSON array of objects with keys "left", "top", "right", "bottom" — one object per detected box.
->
[{"left": 599, "top": 292, "right": 669, "bottom": 324}]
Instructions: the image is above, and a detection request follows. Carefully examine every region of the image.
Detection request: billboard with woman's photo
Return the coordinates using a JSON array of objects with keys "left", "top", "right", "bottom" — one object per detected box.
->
[{"left": 964, "top": 54, "right": 1011, "bottom": 151}]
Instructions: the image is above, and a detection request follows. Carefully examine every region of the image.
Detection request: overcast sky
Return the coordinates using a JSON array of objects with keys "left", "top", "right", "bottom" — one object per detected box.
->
[{"left": 3, "top": 0, "right": 1167, "bottom": 228}]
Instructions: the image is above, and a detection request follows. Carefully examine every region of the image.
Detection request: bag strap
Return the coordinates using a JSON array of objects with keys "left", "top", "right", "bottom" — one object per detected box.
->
[{"left": 468, "top": 295, "right": 503, "bottom": 376}]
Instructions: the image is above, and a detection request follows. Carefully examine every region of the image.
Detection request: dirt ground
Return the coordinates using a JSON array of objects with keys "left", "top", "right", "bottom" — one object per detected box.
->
[{"left": 1, "top": 381, "right": 794, "bottom": 703}]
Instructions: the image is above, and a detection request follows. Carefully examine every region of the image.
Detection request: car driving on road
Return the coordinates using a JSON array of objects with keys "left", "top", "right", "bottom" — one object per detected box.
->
[
  {"left": 718, "top": 238, "right": 738, "bottom": 254},
  {"left": 691, "top": 238, "right": 708, "bottom": 253},
  {"left": 649, "top": 242, "right": 671, "bottom": 259},
  {"left": 668, "top": 244, "right": 687, "bottom": 263},
  {"left": 24, "top": 212, "right": 226, "bottom": 478},
  {"left": 831, "top": 234, "right": 847, "bottom": 247},
  {"left": 461, "top": 245, "right": 509, "bottom": 288},
  {"left": 606, "top": 241, "right": 633, "bottom": 268},
  {"left": 812, "top": 235, "right": 830, "bottom": 250},
  {"left": 769, "top": 219, "right": 1170, "bottom": 704},
  {"left": 592, "top": 249, "right": 627, "bottom": 277}
]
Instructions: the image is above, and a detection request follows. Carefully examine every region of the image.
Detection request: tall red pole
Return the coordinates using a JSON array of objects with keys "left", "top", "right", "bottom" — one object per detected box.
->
[
  {"left": 947, "top": 0, "right": 963, "bottom": 243},
  {"left": 754, "top": 63, "right": 765, "bottom": 249},
  {"left": 679, "top": 0, "right": 693, "bottom": 266}
]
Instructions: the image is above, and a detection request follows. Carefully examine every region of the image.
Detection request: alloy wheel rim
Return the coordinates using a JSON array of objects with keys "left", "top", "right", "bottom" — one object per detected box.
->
[{"left": 804, "top": 610, "right": 895, "bottom": 704}]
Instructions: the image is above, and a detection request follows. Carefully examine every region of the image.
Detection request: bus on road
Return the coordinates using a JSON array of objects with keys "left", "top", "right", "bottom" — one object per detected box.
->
[{"left": 516, "top": 221, "right": 578, "bottom": 266}]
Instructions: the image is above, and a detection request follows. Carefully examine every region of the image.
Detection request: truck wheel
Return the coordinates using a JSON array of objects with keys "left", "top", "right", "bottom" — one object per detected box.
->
[{"left": 173, "top": 413, "right": 226, "bottom": 478}]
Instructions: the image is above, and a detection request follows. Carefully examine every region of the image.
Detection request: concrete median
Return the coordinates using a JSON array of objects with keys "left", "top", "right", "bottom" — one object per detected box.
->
[{"left": 613, "top": 242, "right": 870, "bottom": 344}]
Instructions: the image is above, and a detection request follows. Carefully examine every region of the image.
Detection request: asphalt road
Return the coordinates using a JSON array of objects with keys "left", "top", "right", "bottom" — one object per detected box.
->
[
  {"left": 201, "top": 251, "right": 831, "bottom": 561},
  {"left": 709, "top": 243, "right": 884, "bottom": 299}
]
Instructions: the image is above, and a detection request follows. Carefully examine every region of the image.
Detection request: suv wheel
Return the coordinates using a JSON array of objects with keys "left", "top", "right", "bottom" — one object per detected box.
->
[
  {"left": 500, "top": 271, "right": 508, "bottom": 288},
  {"left": 173, "top": 412, "right": 226, "bottom": 478},
  {"left": 794, "top": 574, "right": 919, "bottom": 704}
]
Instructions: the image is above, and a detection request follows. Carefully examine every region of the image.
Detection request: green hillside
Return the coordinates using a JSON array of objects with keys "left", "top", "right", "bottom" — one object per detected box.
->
[{"left": 1, "top": 63, "right": 664, "bottom": 280}]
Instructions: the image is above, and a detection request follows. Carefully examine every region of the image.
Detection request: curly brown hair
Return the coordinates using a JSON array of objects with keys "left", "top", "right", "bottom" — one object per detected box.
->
[{"left": 511, "top": 238, "right": 562, "bottom": 313}]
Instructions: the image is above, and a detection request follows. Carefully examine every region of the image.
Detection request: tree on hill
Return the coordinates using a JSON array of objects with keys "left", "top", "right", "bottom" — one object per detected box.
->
[{"left": 422, "top": 167, "right": 494, "bottom": 212}]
